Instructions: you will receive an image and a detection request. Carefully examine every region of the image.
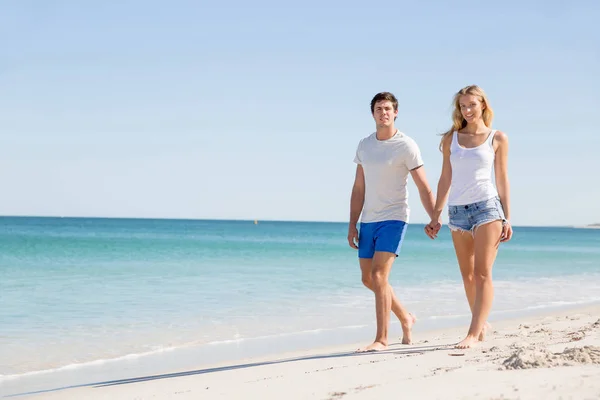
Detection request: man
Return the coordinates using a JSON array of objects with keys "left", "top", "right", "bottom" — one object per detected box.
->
[{"left": 348, "top": 92, "right": 439, "bottom": 352}]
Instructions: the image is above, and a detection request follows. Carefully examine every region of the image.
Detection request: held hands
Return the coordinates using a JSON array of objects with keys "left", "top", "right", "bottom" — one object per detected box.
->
[
  {"left": 424, "top": 218, "right": 442, "bottom": 239},
  {"left": 347, "top": 224, "right": 359, "bottom": 249}
]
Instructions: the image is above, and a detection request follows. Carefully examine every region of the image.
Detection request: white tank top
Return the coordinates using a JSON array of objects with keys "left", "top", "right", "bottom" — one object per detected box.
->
[{"left": 448, "top": 130, "right": 498, "bottom": 206}]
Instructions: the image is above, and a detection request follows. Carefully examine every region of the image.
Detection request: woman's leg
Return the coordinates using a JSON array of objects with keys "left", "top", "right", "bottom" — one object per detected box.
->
[
  {"left": 455, "top": 220, "right": 503, "bottom": 349},
  {"left": 451, "top": 230, "right": 475, "bottom": 313}
]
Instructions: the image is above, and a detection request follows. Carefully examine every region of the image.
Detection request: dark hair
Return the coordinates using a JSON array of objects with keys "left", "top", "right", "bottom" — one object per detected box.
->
[{"left": 370, "top": 92, "right": 398, "bottom": 114}]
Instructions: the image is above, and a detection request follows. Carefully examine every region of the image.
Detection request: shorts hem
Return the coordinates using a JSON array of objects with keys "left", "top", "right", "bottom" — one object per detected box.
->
[
  {"left": 448, "top": 218, "right": 503, "bottom": 236},
  {"left": 375, "top": 248, "right": 401, "bottom": 257},
  {"left": 473, "top": 218, "right": 503, "bottom": 231},
  {"left": 447, "top": 223, "right": 471, "bottom": 234},
  {"left": 357, "top": 251, "right": 400, "bottom": 259}
]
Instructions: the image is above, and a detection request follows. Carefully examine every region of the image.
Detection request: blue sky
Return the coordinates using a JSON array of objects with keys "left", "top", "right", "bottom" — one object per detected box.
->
[{"left": 1, "top": 1, "right": 598, "bottom": 226}]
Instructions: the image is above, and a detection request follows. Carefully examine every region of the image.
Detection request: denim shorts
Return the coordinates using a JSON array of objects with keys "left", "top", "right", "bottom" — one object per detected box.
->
[
  {"left": 358, "top": 220, "right": 407, "bottom": 259},
  {"left": 448, "top": 197, "right": 506, "bottom": 234}
]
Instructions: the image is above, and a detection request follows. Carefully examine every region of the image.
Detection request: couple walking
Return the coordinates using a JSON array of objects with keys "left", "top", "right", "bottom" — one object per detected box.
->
[{"left": 348, "top": 85, "right": 512, "bottom": 351}]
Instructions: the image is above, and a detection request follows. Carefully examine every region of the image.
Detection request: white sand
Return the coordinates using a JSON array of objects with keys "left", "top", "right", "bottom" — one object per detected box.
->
[{"left": 11, "top": 305, "right": 600, "bottom": 400}]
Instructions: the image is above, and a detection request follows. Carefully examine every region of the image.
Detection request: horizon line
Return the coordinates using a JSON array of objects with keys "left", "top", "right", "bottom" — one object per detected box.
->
[{"left": 0, "top": 214, "right": 595, "bottom": 229}]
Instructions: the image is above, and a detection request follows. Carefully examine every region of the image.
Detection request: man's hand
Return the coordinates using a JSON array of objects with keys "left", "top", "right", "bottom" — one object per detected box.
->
[
  {"left": 348, "top": 224, "right": 359, "bottom": 249},
  {"left": 424, "top": 218, "right": 442, "bottom": 239}
]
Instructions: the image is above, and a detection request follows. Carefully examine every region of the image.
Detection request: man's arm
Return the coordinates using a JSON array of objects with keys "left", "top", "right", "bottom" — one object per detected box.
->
[
  {"left": 348, "top": 165, "right": 365, "bottom": 249},
  {"left": 409, "top": 165, "right": 436, "bottom": 221}
]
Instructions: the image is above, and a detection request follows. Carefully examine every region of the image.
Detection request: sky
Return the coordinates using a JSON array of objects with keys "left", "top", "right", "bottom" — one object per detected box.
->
[{"left": 0, "top": 0, "right": 599, "bottom": 226}]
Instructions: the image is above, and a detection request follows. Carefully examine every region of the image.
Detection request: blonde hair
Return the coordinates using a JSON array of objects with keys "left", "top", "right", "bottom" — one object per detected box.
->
[{"left": 439, "top": 85, "right": 494, "bottom": 151}]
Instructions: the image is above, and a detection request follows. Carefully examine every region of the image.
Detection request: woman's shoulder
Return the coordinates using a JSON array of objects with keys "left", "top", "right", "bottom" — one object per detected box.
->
[
  {"left": 493, "top": 130, "right": 508, "bottom": 144},
  {"left": 443, "top": 130, "right": 455, "bottom": 146}
]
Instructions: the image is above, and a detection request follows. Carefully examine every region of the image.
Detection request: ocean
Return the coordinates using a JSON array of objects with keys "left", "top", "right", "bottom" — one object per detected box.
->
[{"left": 1, "top": 217, "right": 599, "bottom": 393}]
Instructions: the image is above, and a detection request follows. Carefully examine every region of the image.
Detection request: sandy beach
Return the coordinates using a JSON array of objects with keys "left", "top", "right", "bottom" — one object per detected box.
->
[{"left": 9, "top": 304, "right": 600, "bottom": 400}]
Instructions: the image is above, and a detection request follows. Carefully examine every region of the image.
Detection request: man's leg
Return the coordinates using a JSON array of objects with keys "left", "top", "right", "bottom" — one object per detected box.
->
[
  {"left": 375, "top": 220, "right": 415, "bottom": 344},
  {"left": 360, "top": 259, "right": 415, "bottom": 344},
  {"left": 356, "top": 220, "right": 414, "bottom": 351},
  {"left": 357, "top": 251, "right": 396, "bottom": 352}
]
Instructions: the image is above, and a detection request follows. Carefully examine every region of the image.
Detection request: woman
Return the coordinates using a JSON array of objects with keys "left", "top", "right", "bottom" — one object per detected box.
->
[{"left": 426, "top": 84, "right": 512, "bottom": 349}]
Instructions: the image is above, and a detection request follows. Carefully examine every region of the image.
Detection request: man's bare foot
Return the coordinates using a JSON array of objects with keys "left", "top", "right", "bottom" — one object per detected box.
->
[
  {"left": 401, "top": 313, "right": 417, "bottom": 344},
  {"left": 478, "top": 322, "right": 491, "bottom": 342},
  {"left": 356, "top": 341, "right": 387, "bottom": 353},
  {"left": 455, "top": 334, "right": 479, "bottom": 349}
]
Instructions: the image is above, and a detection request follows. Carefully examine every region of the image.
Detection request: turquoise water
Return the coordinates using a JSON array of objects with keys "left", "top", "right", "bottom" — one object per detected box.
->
[{"left": 1, "top": 217, "right": 600, "bottom": 380}]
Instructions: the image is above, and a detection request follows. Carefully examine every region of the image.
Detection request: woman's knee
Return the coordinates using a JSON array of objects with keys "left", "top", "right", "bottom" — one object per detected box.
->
[
  {"left": 460, "top": 269, "right": 475, "bottom": 283},
  {"left": 474, "top": 270, "right": 492, "bottom": 285}
]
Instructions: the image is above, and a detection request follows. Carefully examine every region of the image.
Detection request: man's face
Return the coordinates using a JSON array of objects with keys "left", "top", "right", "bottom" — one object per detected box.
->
[{"left": 372, "top": 100, "right": 398, "bottom": 127}]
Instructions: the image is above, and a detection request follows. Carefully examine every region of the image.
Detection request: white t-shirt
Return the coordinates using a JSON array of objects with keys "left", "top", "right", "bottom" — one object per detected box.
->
[{"left": 354, "top": 130, "right": 423, "bottom": 223}]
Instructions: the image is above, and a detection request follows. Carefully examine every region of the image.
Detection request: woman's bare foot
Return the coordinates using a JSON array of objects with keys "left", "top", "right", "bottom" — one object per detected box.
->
[
  {"left": 356, "top": 341, "right": 387, "bottom": 353},
  {"left": 455, "top": 334, "right": 479, "bottom": 349},
  {"left": 401, "top": 313, "right": 417, "bottom": 344},
  {"left": 478, "top": 322, "right": 491, "bottom": 342}
]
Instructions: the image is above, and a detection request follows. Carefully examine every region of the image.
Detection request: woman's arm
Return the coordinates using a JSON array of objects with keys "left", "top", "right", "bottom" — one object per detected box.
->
[
  {"left": 494, "top": 131, "right": 512, "bottom": 241},
  {"left": 432, "top": 134, "right": 453, "bottom": 222}
]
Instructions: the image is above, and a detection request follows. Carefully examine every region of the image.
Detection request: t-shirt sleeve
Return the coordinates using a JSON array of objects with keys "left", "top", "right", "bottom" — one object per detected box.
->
[
  {"left": 405, "top": 139, "right": 424, "bottom": 170},
  {"left": 353, "top": 141, "right": 362, "bottom": 164}
]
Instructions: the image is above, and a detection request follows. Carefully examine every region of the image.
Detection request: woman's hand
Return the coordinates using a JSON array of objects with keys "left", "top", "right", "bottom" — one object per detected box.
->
[
  {"left": 501, "top": 220, "right": 513, "bottom": 242},
  {"left": 425, "top": 219, "right": 442, "bottom": 239}
]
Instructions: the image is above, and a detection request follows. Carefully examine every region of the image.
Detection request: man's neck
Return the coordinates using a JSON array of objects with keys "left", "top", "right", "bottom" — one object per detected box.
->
[{"left": 376, "top": 126, "right": 397, "bottom": 141}]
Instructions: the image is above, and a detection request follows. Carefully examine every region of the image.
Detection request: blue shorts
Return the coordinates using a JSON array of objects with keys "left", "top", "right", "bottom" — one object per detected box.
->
[
  {"left": 358, "top": 220, "right": 408, "bottom": 259},
  {"left": 448, "top": 196, "right": 506, "bottom": 233}
]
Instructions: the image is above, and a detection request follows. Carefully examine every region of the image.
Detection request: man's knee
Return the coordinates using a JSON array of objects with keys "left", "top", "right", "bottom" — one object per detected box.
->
[
  {"left": 361, "top": 275, "right": 373, "bottom": 289},
  {"left": 370, "top": 268, "right": 388, "bottom": 289}
]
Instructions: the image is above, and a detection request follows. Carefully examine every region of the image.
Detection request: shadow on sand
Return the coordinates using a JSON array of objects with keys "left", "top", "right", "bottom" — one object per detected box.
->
[{"left": 5, "top": 342, "right": 454, "bottom": 398}]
